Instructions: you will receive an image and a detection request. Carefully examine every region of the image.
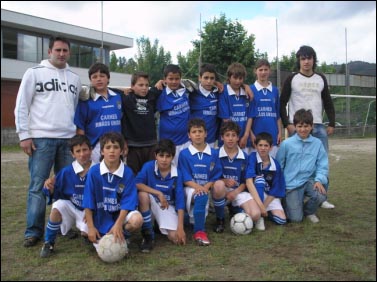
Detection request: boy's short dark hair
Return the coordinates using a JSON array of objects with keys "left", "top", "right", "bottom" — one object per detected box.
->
[
  {"left": 155, "top": 139, "right": 176, "bottom": 157},
  {"left": 200, "top": 63, "right": 218, "bottom": 80},
  {"left": 163, "top": 64, "right": 181, "bottom": 78},
  {"left": 49, "top": 35, "right": 70, "bottom": 49},
  {"left": 188, "top": 118, "right": 206, "bottom": 132},
  {"left": 296, "top": 45, "right": 317, "bottom": 70},
  {"left": 293, "top": 109, "right": 314, "bottom": 126},
  {"left": 131, "top": 71, "right": 149, "bottom": 86},
  {"left": 99, "top": 132, "right": 125, "bottom": 161},
  {"left": 255, "top": 132, "right": 273, "bottom": 146},
  {"left": 88, "top": 62, "right": 110, "bottom": 79},
  {"left": 220, "top": 120, "right": 241, "bottom": 136},
  {"left": 226, "top": 62, "right": 247, "bottom": 81},
  {"left": 69, "top": 134, "right": 91, "bottom": 153}
]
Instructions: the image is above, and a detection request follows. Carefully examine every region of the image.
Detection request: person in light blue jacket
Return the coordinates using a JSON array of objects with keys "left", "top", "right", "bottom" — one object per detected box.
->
[{"left": 276, "top": 109, "right": 328, "bottom": 223}]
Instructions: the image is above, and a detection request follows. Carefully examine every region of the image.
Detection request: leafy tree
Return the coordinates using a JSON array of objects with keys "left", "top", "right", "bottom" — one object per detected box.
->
[
  {"left": 133, "top": 36, "right": 172, "bottom": 84},
  {"left": 109, "top": 51, "right": 118, "bottom": 72},
  {"left": 183, "top": 14, "right": 256, "bottom": 83}
]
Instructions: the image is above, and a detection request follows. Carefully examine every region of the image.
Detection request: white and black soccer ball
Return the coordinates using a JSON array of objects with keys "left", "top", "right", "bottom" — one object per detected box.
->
[
  {"left": 97, "top": 234, "right": 128, "bottom": 263},
  {"left": 230, "top": 213, "right": 253, "bottom": 235}
]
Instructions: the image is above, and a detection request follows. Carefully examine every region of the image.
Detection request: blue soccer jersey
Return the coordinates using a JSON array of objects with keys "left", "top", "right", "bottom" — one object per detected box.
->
[
  {"left": 218, "top": 146, "right": 248, "bottom": 189},
  {"left": 52, "top": 160, "right": 95, "bottom": 209},
  {"left": 249, "top": 82, "right": 281, "bottom": 146},
  {"left": 190, "top": 85, "right": 220, "bottom": 144},
  {"left": 135, "top": 160, "right": 185, "bottom": 210},
  {"left": 74, "top": 89, "right": 122, "bottom": 148},
  {"left": 157, "top": 87, "right": 190, "bottom": 146},
  {"left": 218, "top": 84, "right": 251, "bottom": 146},
  {"left": 245, "top": 152, "right": 285, "bottom": 201},
  {"left": 83, "top": 161, "right": 138, "bottom": 235},
  {"left": 178, "top": 144, "right": 222, "bottom": 186}
]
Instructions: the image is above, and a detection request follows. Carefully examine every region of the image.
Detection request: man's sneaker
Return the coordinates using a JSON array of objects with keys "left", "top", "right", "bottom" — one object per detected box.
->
[
  {"left": 40, "top": 242, "right": 54, "bottom": 258},
  {"left": 321, "top": 200, "right": 335, "bottom": 209},
  {"left": 193, "top": 231, "right": 210, "bottom": 246},
  {"left": 213, "top": 218, "right": 225, "bottom": 233},
  {"left": 255, "top": 217, "right": 266, "bottom": 231},
  {"left": 23, "top": 237, "right": 39, "bottom": 248},
  {"left": 140, "top": 230, "right": 154, "bottom": 253},
  {"left": 306, "top": 214, "right": 320, "bottom": 223}
]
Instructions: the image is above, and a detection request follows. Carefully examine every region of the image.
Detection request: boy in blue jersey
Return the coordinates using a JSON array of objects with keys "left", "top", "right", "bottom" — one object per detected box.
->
[
  {"left": 245, "top": 132, "right": 287, "bottom": 231},
  {"left": 135, "top": 139, "right": 186, "bottom": 253},
  {"left": 276, "top": 109, "right": 328, "bottom": 223},
  {"left": 189, "top": 63, "right": 220, "bottom": 148},
  {"left": 212, "top": 121, "right": 258, "bottom": 233},
  {"left": 218, "top": 63, "right": 252, "bottom": 153},
  {"left": 83, "top": 132, "right": 143, "bottom": 250},
  {"left": 40, "top": 134, "right": 94, "bottom": 258},
  {"left": 74, "top": 63, "right": 123, "bottom": 163},
  {"left": 247, "top": 59, "right": 282, "bottom": 157},
  {"left": 155, "top": 64, "right": 191, "bottom": 165},
  {"left": 121, "top": 71, "right": 161, "bottom": 175},
  {"left": 178, "top": 118, "right": 222, "bottom": 246}
]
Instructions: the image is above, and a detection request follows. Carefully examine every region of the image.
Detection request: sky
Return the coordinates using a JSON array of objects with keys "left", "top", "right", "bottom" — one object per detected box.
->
[{"left": 2, "top": 1, "right": 376, "bottom": 65}]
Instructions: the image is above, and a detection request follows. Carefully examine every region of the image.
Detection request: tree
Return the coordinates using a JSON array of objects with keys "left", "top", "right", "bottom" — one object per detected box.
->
[
  {"left": 133, "top": 36, "right": 172, "bottom": 85},
  {"left": 183, "top": 14, "right": 256, "bottom": 83},
  {"left": 109, "top": 52, "right": 118, "bottom": 72}
]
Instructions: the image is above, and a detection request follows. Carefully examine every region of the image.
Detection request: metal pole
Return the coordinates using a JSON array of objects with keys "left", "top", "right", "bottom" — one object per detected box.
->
[
  {"left": 276, "top": 18, "right": 280, "bottom": 91},
  {"left": 100, "top": 1, "right": 104, "bottom": 63},
  {"left": 199, "top": 13, "right": 202, "bottom": 75},
  {"left": 345, "top": 27, "right": 351, "bottom": 135}
]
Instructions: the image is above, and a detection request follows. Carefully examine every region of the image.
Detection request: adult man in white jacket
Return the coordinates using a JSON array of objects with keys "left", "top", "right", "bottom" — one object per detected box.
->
[{"left": 14, "top": 36, "right": 82, "bottom": 247}]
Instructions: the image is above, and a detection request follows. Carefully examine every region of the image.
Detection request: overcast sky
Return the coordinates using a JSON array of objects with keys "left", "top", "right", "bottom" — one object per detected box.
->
[{"left": 2, "top": 1, "right": 376, "bottom": 64}]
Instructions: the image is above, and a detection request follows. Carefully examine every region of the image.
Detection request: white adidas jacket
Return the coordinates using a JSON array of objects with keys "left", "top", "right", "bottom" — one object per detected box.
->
[{"left": 14, "top": 60, "right": 82, "bottom": 141}]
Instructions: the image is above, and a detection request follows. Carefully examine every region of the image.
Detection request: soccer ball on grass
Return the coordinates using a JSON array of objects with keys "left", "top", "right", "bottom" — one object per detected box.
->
[
  {"left": 230, "top": 213, "right": 253, "bottom": 235},
  {"left": 96, "top": 234, "right": 128, "bottom": 263}
]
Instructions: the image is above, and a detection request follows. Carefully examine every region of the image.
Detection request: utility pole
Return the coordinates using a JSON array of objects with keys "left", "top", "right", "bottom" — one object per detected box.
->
[{"left": 345, "top": 27, "right": 351, "bottom": 134}]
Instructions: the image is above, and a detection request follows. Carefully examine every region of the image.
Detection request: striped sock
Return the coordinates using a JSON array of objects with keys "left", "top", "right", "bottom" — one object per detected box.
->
[
  {"left": 44, "top": 219, "right": 61, "bottom": 244},
  {"left": 213, "top": 197, "right": 226, "bottom": 220}
]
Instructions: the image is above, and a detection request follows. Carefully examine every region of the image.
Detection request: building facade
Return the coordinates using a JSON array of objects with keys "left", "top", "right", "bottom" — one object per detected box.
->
[{"left": 1, "top": 9, "right": 133, "bottom": 145}]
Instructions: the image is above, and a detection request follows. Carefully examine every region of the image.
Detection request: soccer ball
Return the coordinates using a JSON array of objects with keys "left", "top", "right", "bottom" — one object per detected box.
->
[
  {"left": 96, "top": 234, "right": 128, "bottom": 263},
  {"left": 230, "top": 213, "right": 253, "bottom": 235}
]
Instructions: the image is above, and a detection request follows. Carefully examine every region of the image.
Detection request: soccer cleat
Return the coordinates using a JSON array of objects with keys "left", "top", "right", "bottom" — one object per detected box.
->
[
  {"left": 255, "top": 217, "right": 266, "bottom": 231},
  {"left": 23, "top": 237, "right": 39, "bottom": 248},
  {"left": 321, "top": 200, "right": 335, "bottom": 209},
  {"left": 306, "top": 214, "right": 320, "bottom": 223},
  {"left": 40, "top": 242, "right": 54, "bottom": 258},
  {"left": 65, "top": 229, "right": 79, "bottom": 239},
  {"left": 140, "top": 230, "right": 154, "bottom": 253},
  {"left": 193, "top": 231, "right": 210, "bottom": 246},
  {"left": 213, "top": 218, "right": 225, "bottom": 233}
]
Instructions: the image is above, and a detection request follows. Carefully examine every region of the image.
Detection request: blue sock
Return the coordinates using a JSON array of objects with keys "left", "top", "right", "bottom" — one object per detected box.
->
[
  {"left": 193, "top": 194, "right": 208, "bottom": 233},
  {"left": 213, "top": 197, "right": 226, "bottom": 220},
  {"left": 268, "top": 212, "right": 287, "bottom": 225},
  {"left": 141, "top": 210, "right": 154, "bottom": 239},
  {"left": 44, "top": 219, "right": 61, "bottom": 244}
]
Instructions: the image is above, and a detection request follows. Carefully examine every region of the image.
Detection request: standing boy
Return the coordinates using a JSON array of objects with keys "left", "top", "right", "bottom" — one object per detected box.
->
[
  {"left": 280, "top": 45, "right": 335, "bottom": 209},
  {"left": 121, "top": 71, "right": 161, "bottom": 175},
  {"left": 135, "top": 139, "right": 186, "bottom": 253},
  {"left": 83, "top": 132, "right": 143, "bottom": 247},
  {"left": 178, "top": 118, "right": 222, "bottom": 246},
  {"left": 276, "top": 109, "right": 328, "bottom": 223},
  {"left": 14, "top": 36, "right": 82, "bottom": 247},
  {"left": 245, "top": 132, "right": 286, "bottom": 230},
  {"left": 189, "top": 63, "right": 220, "bottom": 148},
  {"left": 248, "top": 59, "right": 282, "bottom": 157},
  {"left": 218, "top": 63, "right": 252, "bottom": 153},
  {"left": 155, "top": 64, "right": 191, "bottom": 165},
  {"left": 74, "top": 63, "right": 123, "bottom": 163},
  {"left": 40, "top": 134, "right": 94, "bottom": 258},
  {"left": 212, "top": 121, "right": 260, "bottom": 233}
]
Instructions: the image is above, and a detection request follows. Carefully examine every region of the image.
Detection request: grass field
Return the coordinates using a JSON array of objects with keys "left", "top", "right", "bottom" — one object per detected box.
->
[{"left": 1, "top": 138, "right": 376, "bottom": 281}]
